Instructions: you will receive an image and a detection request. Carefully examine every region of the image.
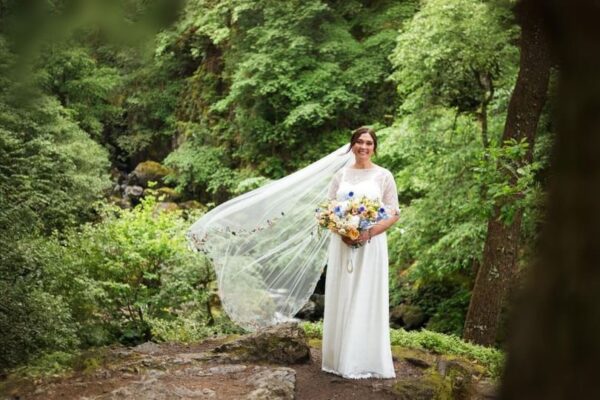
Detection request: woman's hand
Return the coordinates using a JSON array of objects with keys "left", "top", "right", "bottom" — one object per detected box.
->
[
  {"left": 357, "top": 230, "right": 370, "bottom": 243},
  {"left": 341, "top": 230, "right": 371, "bottom": 247},
  {"left": 341, "top": 236, "right": 357, "bottom": 246}
]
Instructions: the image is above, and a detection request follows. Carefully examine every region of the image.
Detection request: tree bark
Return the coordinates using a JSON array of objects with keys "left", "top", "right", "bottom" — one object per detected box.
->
[
  {"left": 463, "top": 0, "right": 552, "bottom": 346},
  {"left": 501, "top": 0, "right": 600, "bottom": 398}
]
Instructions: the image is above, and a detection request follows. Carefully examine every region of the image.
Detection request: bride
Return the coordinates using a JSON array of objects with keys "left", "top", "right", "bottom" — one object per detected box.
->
[
  {"left": 187, "top": 126, "right": 399, "bottom": 379},
  {"left": 321, "top": 126, "right": 399, "bottom": 379}
]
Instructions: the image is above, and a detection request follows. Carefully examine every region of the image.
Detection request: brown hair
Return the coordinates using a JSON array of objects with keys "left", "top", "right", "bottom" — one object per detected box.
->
[{"left": 347, "top": 126, "right": 377, "bottom": 154}]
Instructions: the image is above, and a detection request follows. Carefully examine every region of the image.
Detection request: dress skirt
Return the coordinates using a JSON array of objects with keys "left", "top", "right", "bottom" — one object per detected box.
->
[{"left": 321, "top": 233, "right": 396, "bottom": 379}]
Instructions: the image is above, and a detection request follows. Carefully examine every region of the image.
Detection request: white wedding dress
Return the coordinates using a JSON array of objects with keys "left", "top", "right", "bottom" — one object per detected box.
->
[{"left": 321, "top": 165, "right": 398, "bottom": 379}]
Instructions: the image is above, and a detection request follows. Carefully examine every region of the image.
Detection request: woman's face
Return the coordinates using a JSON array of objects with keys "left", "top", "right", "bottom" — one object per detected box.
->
[{"left": 352, "top": 133, "right": 375, "bottom": 161}]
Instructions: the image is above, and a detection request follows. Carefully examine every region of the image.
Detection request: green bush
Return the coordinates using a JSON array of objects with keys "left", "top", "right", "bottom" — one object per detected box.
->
[
  {"left": 43, "top": 196, "right": 217, "bottom": 346},
  {"left": 0, "top": 283, "right": 79, "bottom": 372}
]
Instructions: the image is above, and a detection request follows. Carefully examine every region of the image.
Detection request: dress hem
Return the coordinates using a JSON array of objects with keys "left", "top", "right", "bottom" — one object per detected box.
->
[{"left": 321, "top": 366, "right": 396, "bottom": 380}]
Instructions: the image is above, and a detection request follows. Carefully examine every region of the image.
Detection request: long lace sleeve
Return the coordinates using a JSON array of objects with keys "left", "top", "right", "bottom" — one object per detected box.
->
[
  {"left": 382, "top": 170, "right": 400, "bottom": 216},
  {"left": 327, "top": 169, "right": 342, "bottom": 200}
]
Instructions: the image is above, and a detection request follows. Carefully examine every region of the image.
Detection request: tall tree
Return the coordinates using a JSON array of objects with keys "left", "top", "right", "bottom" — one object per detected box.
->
[
  {"left": 463, "top": 0, "right": 552, "bottom": 346},
  {"left": 501, "top": 0, "right": 600, "bottom": 398}
]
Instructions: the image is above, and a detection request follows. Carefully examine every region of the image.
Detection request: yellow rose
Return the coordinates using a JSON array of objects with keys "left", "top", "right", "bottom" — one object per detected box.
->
[{"left": 347, "top": 228, "right": 360, "bottom": 240}]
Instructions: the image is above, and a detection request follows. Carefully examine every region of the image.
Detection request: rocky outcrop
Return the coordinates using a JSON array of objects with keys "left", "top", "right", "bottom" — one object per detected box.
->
[
  {"left": 90, "top": 364, "right": 295, "bottom": 400},
  {"left": 212, "top": 323, "right": 311, "bottom": 365},
  {"left": 388, "top": 347, "right": 497, "bottom": 400},
  {"left": 108, "top": 160, "right": 205, "bottom": 212}
]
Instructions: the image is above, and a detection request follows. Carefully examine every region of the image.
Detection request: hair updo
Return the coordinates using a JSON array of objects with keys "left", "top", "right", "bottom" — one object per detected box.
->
[{"left": 347, "top": 126, "right": 377, "bottom": 154}]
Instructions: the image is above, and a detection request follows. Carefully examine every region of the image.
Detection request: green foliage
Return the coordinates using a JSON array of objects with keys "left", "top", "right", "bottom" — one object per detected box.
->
[
  {"left": 299, "top": 320, "right": 324, "bottom": 340},
  {"left": 159, "top": 0, "right": 419, "bottom": 189},
  {"left": 475, "top": 137, "right": 548, "bottom": 225},
  {"left": 381, "top": 0, "right": 551, "bottom": 335},
  {"left": 0, "top": 37, "right": 111, "bottom": 370},
  {"left": 115, "top": 49, "right": 185, "bottom": 159},
  {"left": 37, "top": 45, "right": 122, "bottom": 140},
  {"left": 390, "top": 0, "right": 518, "bottom": 113},
  {"left": 8, "top": 351, "right": 78, "bottom": 379},
  {"left": 164, "top": 141, "right": 241, "bottom": 201},
  {"left": 380, "top": 112, "right": 489, "bottom": 281},
  {"left": 0, "top": 284, "right": 80, "bottom": 372},
  {"left": 390, "top": 328, "right": 504, "bottom": 378},
  {"left": 0, "top": 96, "right": 111, "bottom": 234},
  {"left": 42, "top": 196, "right": 215, "bottom": 346}
]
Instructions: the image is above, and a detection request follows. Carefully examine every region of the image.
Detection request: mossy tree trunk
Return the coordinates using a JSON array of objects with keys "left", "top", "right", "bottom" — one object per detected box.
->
[
  {"left": 463, "top": 0, "right": 552, "bottom": 346},
  {"left": 501, "top": 0, "right": 600, "bottom": 398}
]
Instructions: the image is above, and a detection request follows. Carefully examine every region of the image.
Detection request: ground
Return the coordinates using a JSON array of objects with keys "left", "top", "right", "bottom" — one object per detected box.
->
[{"left": 0, "top": 336, "right": 498, "bottom": 400}]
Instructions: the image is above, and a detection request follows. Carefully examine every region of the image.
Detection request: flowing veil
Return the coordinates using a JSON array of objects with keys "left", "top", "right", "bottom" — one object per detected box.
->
[{"left": 187, "top": 144, "right": 354, "bottom": 331}]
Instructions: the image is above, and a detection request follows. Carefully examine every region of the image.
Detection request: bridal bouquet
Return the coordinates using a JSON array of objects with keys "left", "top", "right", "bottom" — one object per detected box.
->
[{"left": 315, "top": 191, "right": 389, "bottom": 241}]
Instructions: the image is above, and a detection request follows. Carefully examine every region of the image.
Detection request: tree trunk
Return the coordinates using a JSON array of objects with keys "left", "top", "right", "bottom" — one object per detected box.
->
[
  {"left": 501, "top": 0, "right": 600, "bottom": 398},
  {"left": 463, "top": 0, "right": 552, "bottom": 346}
]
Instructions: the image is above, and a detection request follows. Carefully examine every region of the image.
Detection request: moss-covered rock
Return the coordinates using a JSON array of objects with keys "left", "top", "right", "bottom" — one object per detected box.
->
[
  {"left": 437, "top": 359, "right": 474, "bottom": 400},
  {"left": 179, "top": 200, "right": 207, "bottom": 211},
  {"left": 129, "top": 161, "right": 173, "bottom": 188},
  {"left": 392, "top": 370, "right": 452, "bottom": 400},
  {"left": 392, "top": 346, "right": 436, "bottom": 367},
  {"left": 158, "top": 187, "right": 182, "bottom": 202},
  {"left": 212, "top": 322, "right": 310, "bottom": 365},
  {"left": 389, "top": 346, "right": 493, "bottom": 400}
]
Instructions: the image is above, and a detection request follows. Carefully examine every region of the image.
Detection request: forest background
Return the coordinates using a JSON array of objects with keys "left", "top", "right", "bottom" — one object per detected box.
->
[{"left": 0, "top": 0, "right": 554, "bottom": 373}]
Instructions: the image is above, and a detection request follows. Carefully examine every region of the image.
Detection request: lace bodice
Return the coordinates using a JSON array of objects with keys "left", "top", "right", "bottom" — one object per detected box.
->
[{"left": 327, "top": 166, "right": 400, "bottom": 215}]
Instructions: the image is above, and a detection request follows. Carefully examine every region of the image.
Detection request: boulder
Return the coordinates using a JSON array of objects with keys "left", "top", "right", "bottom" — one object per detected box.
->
[
  {"left": 390, "top": 304, "right": 427, "bottom": 330},
  {"left": 295, "top": 294, "right": 325, "bottom": 321},
  {"left": 212, "top": 322, "right": 311, "bottom": 365},
  {"left": 155, "top": 187, "right": 182, "bottom": 202},
  {"left": 124, "top": 185, "right": 144, "bottom": 199},
  {"left": 295, "top": 301, "right": 316, "bottom": 321},
  {"left": 155, "top": 202, "right": 180, "bottom": 213},
  {"left": 436, "top": 358, "right": 482, "bottom": 400},
  {"left": 129, "top": 161, "right": 172, "bottom": 188},
  {"left": 391, "top": 370, "right": 451, "bottom": 400},
  {"left": 389, "top": 348, "right": 492, "bottom": 400}
]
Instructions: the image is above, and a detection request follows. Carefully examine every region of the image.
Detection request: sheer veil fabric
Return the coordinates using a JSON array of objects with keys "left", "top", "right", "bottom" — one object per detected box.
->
[{"left": 187, "top": 145, "right": 354, "bottom": 330}]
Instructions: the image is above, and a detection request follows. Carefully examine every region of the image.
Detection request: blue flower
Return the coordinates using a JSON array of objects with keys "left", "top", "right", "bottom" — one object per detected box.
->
[
  {"left": 348, "top": 191, "right": 354, "bottom": 198},
  {"left": 358, "top": 205, "right": 365, "bottom": 212},
  {"left": 334, "top": 205, "right": 344, "bottom": 217},
  {"left": 377, "top": 207, "right": 389, "bottom": 221}
]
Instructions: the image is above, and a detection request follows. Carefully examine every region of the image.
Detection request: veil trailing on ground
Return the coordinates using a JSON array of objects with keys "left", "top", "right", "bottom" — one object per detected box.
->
[{"left": 187, "top": 144, "right": 354, "bottom": 331}]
